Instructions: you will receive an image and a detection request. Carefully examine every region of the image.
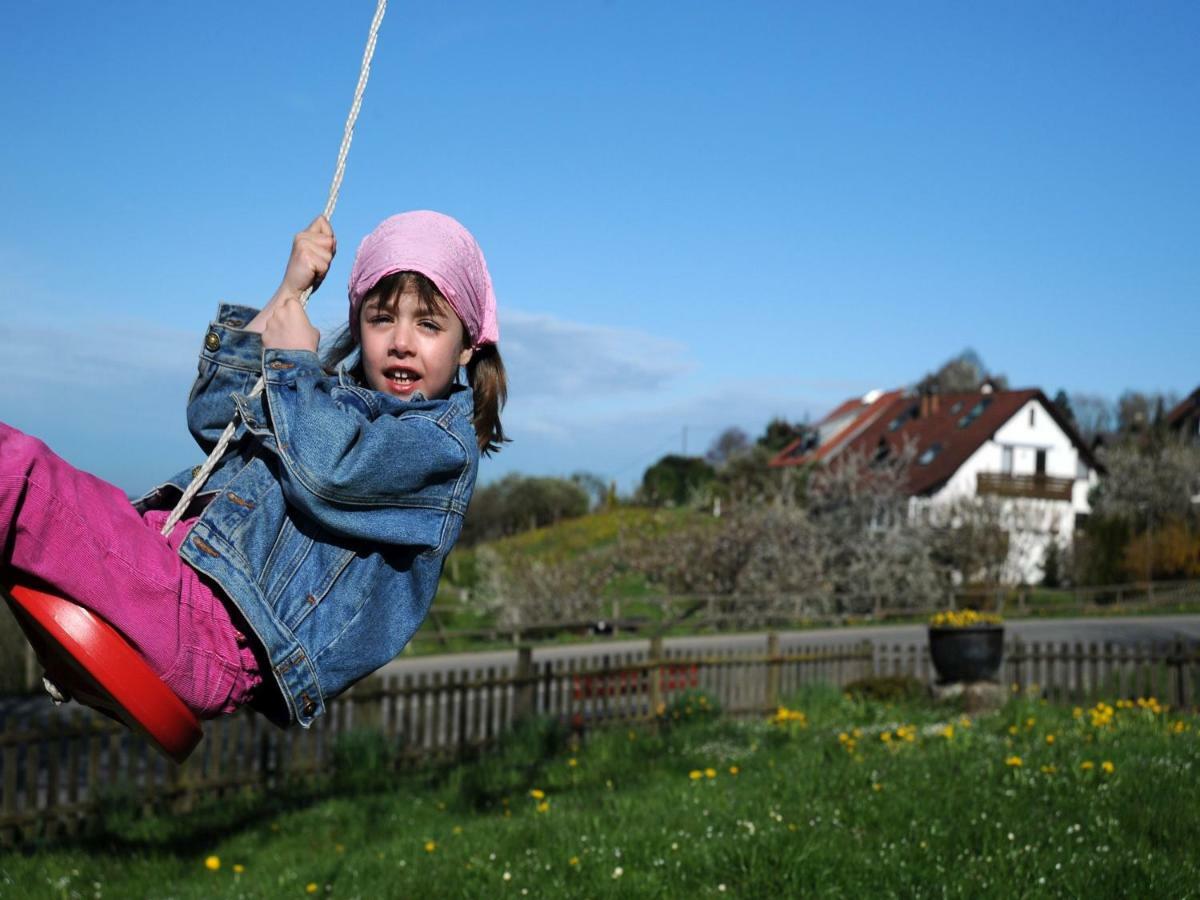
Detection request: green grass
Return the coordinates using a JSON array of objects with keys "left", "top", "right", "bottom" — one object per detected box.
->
[{"left": 5, "top": 686, "right": 1199, "bottom": 898}]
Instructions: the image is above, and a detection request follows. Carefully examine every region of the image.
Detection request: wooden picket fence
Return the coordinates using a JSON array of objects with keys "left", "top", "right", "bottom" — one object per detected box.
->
[{"left": 1, "top": 633, "right": 1198, "bottom": 845}]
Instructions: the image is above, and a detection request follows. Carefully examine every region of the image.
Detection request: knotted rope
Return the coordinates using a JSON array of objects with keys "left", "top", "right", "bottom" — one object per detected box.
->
[{"left": 161, "top": 0, "right": 388, "bottom": 537}]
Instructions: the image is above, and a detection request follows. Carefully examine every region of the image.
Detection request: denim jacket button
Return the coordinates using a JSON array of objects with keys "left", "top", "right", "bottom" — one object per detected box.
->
[
  {"left": 204, "top": 331, "right": 221, "bottom": 352},
  {"left": 302, "top": 697, "right": 317, "bottom": 717}
]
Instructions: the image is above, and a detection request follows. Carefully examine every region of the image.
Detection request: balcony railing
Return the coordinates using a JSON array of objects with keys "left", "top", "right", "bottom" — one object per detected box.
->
[{"left": 976, "top": 472, "right": 1074, "bottom": 502}]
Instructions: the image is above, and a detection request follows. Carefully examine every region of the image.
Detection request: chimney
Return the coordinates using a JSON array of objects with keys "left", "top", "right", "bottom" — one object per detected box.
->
[{"left": 919, "top": 387, "right": 939, "bottom": 418}]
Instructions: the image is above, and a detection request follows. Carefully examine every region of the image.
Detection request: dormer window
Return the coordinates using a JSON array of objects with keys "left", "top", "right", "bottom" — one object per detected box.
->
[
  {"left": 957, "top": 397, "right": 992, "bottom": 429},
  {"left": 917, "top": 443, "right": 942, "bottom": 465}
]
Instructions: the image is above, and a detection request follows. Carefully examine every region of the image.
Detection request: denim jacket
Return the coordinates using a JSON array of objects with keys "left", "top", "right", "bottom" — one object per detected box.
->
[{"left": 134, "top": 303, "right": 479, "bottom": 728}]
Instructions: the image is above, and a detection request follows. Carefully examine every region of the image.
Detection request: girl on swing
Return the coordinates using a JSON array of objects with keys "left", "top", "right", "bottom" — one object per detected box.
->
[{"left": 0, "top": 210, "right": 506, "bottom": 727}]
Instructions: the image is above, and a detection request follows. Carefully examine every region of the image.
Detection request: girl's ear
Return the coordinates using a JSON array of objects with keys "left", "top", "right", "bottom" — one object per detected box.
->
[{"left": 458, "top": 346, "right": 474, "bottom": 367}]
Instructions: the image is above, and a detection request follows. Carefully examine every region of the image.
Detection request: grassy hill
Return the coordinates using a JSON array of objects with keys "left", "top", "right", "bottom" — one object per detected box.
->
[{"left": 441, "top": 505, "right": 705, "bottom": 593}]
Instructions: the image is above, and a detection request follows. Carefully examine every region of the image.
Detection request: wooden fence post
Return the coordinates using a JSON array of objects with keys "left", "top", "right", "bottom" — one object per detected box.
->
[
  {"left": 1173, "top": 638, "right": 1188, "bottom": 709},
  {"left": 514, "top": 645, "right": 535, "bottom": 724},
  {"left": 765, "top": 632, "right": 781, "bottom": 712},
  {"left": 357, "top": 675, "right": 384, "bottom": 734}
]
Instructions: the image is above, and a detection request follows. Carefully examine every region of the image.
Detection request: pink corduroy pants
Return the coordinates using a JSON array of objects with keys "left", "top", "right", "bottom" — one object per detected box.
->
[{"left": 0, "top": 422, "right": 259, "bottom": 718}]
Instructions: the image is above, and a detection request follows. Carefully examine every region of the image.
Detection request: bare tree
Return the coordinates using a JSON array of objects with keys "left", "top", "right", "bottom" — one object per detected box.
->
[
  {"left": 922, "top": 496, "right": 1011, "bottom": 586},
  {"left": 631, "top": 506, "right": 831, "bottom": 626},
  {"left": 706, "top": 427, "right": 751, "bottom": 466},
  {"left": 807, "top": 446, "right": 949, "bottom": 615},
  {"left": 474, "top": 545, "right": 612, "bottom": 631},
  {"left": 1069, "top": 393, "right": 1114, "bottom": 445},
  {"left": 1091, "top": 442, "right": 1200, "bottom": 529}
]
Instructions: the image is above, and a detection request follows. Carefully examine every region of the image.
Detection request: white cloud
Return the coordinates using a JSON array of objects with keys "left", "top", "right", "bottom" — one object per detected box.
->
[
  {"left": 500, "top": 309, "right": 692, "bottom": 399},
  {"left": 0, "top": 318, "right": 197, "bottom": 388}
]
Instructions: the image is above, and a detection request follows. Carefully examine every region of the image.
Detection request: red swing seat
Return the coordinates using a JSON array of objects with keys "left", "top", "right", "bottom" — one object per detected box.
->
[{"left": 1, "top": 578, "right": 202, "bottom": 764}]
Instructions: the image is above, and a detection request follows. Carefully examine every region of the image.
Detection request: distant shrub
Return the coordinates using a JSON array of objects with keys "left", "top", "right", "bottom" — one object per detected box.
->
[
  {"left": 661, "top": 689, "right": 721, "bottom": 722},
  {"left": 843, "top": 675, "right": 926, "bottom": 703}
]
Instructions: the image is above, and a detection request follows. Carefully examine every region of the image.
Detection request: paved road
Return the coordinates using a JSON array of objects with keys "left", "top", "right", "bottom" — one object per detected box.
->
[{"left": 380, "top": 614, "right": 1200, "bottom": 677}]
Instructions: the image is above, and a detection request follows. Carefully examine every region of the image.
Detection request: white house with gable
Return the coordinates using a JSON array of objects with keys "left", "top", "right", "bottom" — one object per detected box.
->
[{"left": 770, "top": 386, "right": 1102, "bottom": 584}]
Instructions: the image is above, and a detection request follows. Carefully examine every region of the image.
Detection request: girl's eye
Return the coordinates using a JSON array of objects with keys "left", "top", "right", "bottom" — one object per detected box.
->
[
  {"left": 369, "top": 314, "right": 393, "bottom": 325},
  {"left": 419, "top": 319, "right": 443, "bottom": 332}
]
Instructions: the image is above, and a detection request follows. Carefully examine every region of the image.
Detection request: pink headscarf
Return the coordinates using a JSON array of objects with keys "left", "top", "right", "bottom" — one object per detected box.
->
[{"left": 347, "top": 210, "right": 499, "bottom": 349}]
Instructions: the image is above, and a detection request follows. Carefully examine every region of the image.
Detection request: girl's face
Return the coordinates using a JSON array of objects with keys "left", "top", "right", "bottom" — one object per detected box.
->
[{"left": 359, "top": 286, "right": 472, "bottom": 400}]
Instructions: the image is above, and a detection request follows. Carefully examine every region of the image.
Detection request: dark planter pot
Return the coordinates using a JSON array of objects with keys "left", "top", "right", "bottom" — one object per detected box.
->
[{"left": 928, "top": 626, "right": 1005, "bottom": 684}]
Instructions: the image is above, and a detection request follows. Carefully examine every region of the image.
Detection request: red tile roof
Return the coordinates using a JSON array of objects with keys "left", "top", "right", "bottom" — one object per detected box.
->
[
  {"left": 769, "top": 388, "right": 1100, "bottom": 495},
  {"left": 1166, "top": 387, "right": 1200, "bottom": 429}
]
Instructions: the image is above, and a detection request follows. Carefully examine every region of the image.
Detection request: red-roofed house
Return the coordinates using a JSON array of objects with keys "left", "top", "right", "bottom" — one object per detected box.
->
[
  {"left": 770, "top": 386, "right": 1102, "bottom": 583},
  {"left": 1166, "top": 387, "right": 1200, "bottom": 444}
]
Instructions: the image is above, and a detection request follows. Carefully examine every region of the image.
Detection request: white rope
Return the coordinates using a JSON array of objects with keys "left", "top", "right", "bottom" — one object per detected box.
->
[{"left": 161, "top": 0, "right": 388, "bottom": 538}]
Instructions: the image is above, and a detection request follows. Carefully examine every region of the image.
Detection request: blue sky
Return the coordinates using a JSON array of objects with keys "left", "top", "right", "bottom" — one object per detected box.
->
[{"left": 1, "top": 1, "right": 1196, "bottom": 495}]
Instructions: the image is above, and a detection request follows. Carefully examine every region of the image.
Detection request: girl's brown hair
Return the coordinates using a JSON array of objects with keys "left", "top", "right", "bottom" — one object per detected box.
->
[{"left": 321, "top": 271, "right": 508, "bottom": 455}]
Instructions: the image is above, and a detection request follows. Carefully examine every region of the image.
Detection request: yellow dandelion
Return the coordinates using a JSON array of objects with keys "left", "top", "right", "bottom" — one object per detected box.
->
[
  {"left": 1025, "top": 717, "right": 1036, "bottom": 729},
  {"left": 689, "top": 770, "right": 703, "bottom": 780},
  {"left": 424, "top": 840, "right": 437, "bottom": 853},
  {"left": 1101, "top": 761, "right": 1114, "bottom": 774},
  {"left": 306, "top": 884, "right": 318, "bottom": 895},
  {"left": 529, "top": 788, "right": 546, "bottom": 800},
  {"left": 568, "top": 758, "right": 578, "bottom": 767},
  {"left": 705, "top": 768, "right": 717, "bottom": 779},
  {"left": 233, "top": 864, "right": 245, "bottom": 874},
  {"left": 1045, "top": 734, "right": 1055, "bottom": 745},
  {"left": 1008, "top": 725, "right": 1018, "bottom": 735},
  {"left": 872, "top": 782, "right": 883, "bottom": 792},
  {"left": 1005, "top": 755, "right": 1023, "bottom": 767},
  {"left": 204, "top": 856, "right": 221, "bottom": 871},
  {"left": 1072, "top": 707, "right": 1083, "bottom": 718},
  {"left": 569, "top": 856, "right": 580, "bottom": 866},
  {"left": 880, "top": 731, "right": 893, "bottom": 743},
  {"left": 1081, "top": 760, "right": 1094, "bottom": 771},
  {"left": 537, "top": 801, "right": 550, "bottom": 813},
  {"left": 1040, "top": 764, "right": 1057, "bottom": 775},
  {"left": 729, "top": 765, "right": 740, "bottom": 775},
  {"left": 940, "top": 725, "right": 954, "bottom": 739}
]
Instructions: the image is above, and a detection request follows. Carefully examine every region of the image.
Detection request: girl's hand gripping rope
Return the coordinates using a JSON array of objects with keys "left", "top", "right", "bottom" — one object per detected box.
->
[{"left": 247, "top": 215, "right": 336, "bottom": 352}]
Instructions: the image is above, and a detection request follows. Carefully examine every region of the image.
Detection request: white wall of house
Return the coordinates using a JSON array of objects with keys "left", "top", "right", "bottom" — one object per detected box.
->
[{"left": 920, "top": 398, "right": 1100, "bottom": 584}]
